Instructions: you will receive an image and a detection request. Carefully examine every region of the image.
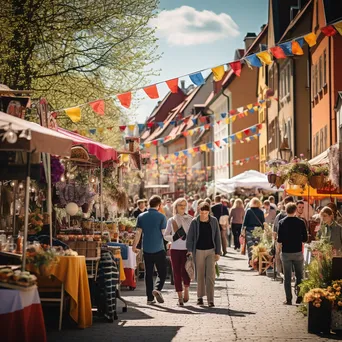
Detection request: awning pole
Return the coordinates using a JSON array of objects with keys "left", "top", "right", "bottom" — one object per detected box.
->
[
  {"left": 22, "top": 152, "right": 32, "bottom": 272},
  {"left": 100, "top": 161, "right": 103, "bottom": 234},
  {"left": 47, "top": 154, "right": 53, "bottom": 246}
]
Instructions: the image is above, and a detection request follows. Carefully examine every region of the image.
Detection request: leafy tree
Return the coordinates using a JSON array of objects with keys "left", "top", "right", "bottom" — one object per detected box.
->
[{"left": 0, "top": 0, "right": 160, "bottom": 146}]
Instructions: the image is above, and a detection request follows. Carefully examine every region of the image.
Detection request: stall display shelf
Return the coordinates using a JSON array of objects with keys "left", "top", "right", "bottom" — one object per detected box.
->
[{"left": 0, "top": 282, "right": 37, "bottom": 291}]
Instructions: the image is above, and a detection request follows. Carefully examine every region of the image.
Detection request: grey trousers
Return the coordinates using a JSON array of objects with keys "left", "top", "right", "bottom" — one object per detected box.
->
[
  {"left": 281, "top": 252, "right": 304, "bottom": 302},
  {"left": 195, "top": 249, "right": 215, "bottom": 303}
]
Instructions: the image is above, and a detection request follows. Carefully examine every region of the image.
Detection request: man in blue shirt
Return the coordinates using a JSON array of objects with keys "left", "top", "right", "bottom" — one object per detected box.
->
[{"left": 133, "top": 195, "right": 167, "bottom": 304}]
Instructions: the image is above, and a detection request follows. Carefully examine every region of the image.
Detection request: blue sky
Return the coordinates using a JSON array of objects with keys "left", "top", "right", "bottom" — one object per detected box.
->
[{"left": 134, "top": 0, "right": 268, "bottom": 122}]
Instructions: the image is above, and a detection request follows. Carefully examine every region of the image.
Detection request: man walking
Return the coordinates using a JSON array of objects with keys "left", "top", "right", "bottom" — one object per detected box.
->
[
  {"left": 278, "top": 203, "right": 308, "bottom": 305},
  {"left": 132, "top": 195, "right": 167, "bottom": 304},
  {"left": 133, "top": 199, "right": 147, "bottom": 218},
  {"left": 263, "top": 200, "right": 277, "bottom": 224},
  {"left": 211, "top": 195, "right": 229, "bottom": 255}
]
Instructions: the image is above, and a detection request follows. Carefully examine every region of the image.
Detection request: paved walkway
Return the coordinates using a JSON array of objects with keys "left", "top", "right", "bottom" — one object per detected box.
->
[{"left": 47, "top": 249, "right": 339, "bottom": 342}]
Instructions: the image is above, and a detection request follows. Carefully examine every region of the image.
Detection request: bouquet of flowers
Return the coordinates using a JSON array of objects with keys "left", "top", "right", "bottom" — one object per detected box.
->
[
  {"left": 28, "top": 210, "right": 44, "bottom": 234},
  {"left": 326, "top": 280, "right": 342, "bottom": 310},
  {"left": 304, "top": 288, "right": 329, "bottom": 308}
]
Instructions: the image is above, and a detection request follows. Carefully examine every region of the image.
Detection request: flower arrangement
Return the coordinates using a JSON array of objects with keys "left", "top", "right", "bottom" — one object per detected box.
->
[
  {"left": 26, "top": 243, "right": 59, "bottom": 275},
  {"left": 304, "top": 288, "right": 329, "bottom": 307},
  {"left": 28, "top": 210, "right": 44, "bottom": 234},
  {"left": 311, "top": 164, "right": 329, "bottom": 177},
  {"left": 40, "top": 157, "right": 65, "bottom": 184},
  {"left": 326, "top": 280, "right": 342, "bottom": 310}
]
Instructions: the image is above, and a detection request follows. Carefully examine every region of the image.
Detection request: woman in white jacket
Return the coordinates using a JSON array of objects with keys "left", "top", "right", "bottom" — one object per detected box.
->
[{"left": 164, "top": 198, "right": 193, "bottom": 306}]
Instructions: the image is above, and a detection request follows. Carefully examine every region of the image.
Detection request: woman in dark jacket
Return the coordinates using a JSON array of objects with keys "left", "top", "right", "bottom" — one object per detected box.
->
[
  {"left": 186, "top": 202, "right": 221, "bottom": 307},
  {"left": 242, "top": 197, "right": 265, "bottom": 267}
]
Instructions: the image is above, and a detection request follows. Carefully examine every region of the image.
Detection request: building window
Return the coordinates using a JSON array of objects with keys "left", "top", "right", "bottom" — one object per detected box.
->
[
  {"left": 324, "top": 125, "right": 328, "bottom": 150},
  {"left": 314, "top": 64, "right": 318, "bottom": 97},
  {"left": 315, "top": 133, "right": 319, "bottom": 156},
  {"left": 280, "top": 63, "right": 291, "bottom": 100},
  {"left": 319, "top": 128, "right": 324, "bottom": 154},
  {"left": 319, "top": 56, "right": 323, "bottom": 90},
  {"left": 323, "top": 50, "right": 327, "bottom": 86}
]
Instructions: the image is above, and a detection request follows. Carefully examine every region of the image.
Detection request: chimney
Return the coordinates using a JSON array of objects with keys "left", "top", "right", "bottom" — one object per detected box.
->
[
  {"left": 180, "top": 80, "right": 186, "bottom": 92},
  {"left": 260, "top": 24, "right": 267, "bottom": 32},
  {"left": 244, "top": 32, "right": 257, "bottom": 51}
]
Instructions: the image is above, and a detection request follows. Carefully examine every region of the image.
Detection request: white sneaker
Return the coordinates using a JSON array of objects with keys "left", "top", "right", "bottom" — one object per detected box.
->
[
  {"left": 147, "top": 299, "right": 156, "bottom": 305},
  {"left": 152, "top": 290, "right": 164, "bottom": 303}
]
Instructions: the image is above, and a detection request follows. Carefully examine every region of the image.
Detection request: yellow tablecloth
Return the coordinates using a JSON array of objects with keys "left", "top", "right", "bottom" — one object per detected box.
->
[{"left": 51, "top": 256, "right": 92, "bottom": 328}]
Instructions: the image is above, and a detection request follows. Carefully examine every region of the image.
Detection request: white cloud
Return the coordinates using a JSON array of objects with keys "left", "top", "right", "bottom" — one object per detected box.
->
[{"left": 150, "top": 6, "right": 240, "bottom": 46}]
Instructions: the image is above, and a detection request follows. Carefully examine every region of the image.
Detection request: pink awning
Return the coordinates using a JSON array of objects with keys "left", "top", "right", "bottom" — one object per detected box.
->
[{"left": 57, "top": 127, "right": 117, "bottom": 162}]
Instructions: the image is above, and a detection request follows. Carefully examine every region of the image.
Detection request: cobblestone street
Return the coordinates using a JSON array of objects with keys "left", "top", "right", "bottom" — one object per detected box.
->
[{"left": 47, "top": 249, "right": 339, "bottom": 342}]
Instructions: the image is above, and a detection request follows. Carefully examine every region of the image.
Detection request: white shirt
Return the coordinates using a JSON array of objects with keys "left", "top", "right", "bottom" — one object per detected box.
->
[{"left": 164, "top": 214, "right": 193, "bottom": 250}]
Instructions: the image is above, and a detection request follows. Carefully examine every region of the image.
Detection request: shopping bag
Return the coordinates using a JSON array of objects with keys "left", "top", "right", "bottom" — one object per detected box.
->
[
  {"left": 215, "top": 262, "right": 220, "bottom": 278},
  {"left": 185, "top": 255, "right": 195, "bottom": 281}
]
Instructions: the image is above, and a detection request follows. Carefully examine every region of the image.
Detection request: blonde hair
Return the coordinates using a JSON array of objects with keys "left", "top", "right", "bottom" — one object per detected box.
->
[
  {"left": 173, "top": 198, "right": 187, "bottom": 215},
  {"left": 233, "top": 198, "right": 243, "bottom": 209},
  {"left": 250, "top": 197, "right": 262, "bottom": 208}
]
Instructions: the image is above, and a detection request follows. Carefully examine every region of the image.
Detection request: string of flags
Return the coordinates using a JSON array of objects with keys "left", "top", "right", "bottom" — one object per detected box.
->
[
  {"left": 147, "top": 132, "right": 262, "bottom": 163},
  {"left": 146, "top": 154, "right": 260, "bottom": 179},
  {"left": 50, "top": 24, "right": 342, "bottom": 124}
]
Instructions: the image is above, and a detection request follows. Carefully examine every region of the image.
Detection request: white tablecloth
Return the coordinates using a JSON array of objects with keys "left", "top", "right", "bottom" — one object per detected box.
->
[{"left": 123, "top": 246, "right": 137, "bottom": 269}]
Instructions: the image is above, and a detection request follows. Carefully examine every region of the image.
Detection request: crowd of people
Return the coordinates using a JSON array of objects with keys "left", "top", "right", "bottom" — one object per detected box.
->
[{"left": 130, "top": 193, "right": 342, "bottom": 307}]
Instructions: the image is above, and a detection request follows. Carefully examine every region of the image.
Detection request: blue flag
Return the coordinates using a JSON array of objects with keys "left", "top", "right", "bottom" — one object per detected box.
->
[
  {"left": 245, "top": 54, "right": 262, "bottom": 67},
  {"left": 221, "top": 113, "right": 227, "bottom": 119},
  {"left": 223, "top": 137, "right": 228, "bottom": 144},
  {"left": 138, "top": 124, "right": 145, "bottom": 132},
  {"left": 89, "top": 129, "right": 96, "bottom": 135},
  {"left": 189, "top": 72, "right": 205, "bottom": 86},
  {"left": 297, "top": 37, "right": 304, "bottom": 47},
  {"left": 279, "top": 42, "right": 293, "bottom": 56}
]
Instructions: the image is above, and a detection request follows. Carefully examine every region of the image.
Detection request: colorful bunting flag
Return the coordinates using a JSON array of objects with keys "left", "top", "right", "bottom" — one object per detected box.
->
[
  {"left": 138, "top": 124, "right": 145, "bottom": 132},
  {"left": 89, "top": 129, "right": 96, "bottom": 135},
  {"left": 215, "top": 141, "right": 221, "bottom": 147},
  {"left": 192, "top": 118, "right": 198, "bottom": 125},
  {"left": 296, "top": 38, "right": 304, "bottom": 47},
  {"left": 250, "top": 126, "right": 257, "bottom": 134},
  {"left": 119, "top": 125, "right": 127, "bottom": 132},
  {"left": 147, "top": 122, "right": 154, "bottom": 128},
  {"left": 144, "top": 84, "right": 159, "bottom": 99},
  {"left": 128, "top": 124, "right": 136, "bottom": 131},
  {"left": 152, "top": 140, "right": 158, "bottom": 146},
  {"left": 270, "top": 46, "right": 286, "bottom": 59},
  {"left": 189, "top": 72, "right": 205, "bottom": 86},
  {"left": 207, "top": 142, "right": 213, "bottom": 149},
  {"left": 229, "top": 61, "right": 242, "bottom": 77},
  {"left": 292, "top": 41, "right": 304, "bottom": 55},
  {"left": 279, "top": 42, "right": 293, "bottom": 56},
  {"left": 244, "top": 54, "right": 262, "bottom": 67},
  {"left": 221, "top": 113, "right": 227, "bottom": 119},
  {"left": 257, "top": 51, "right": 273, "bottom": 65},
  {"left": 321, "top": 25, "right": 337, "bottom": 37},
  {"left": 89, "top": 100, "right": 105, "bottom": 116},
  {"left": 212, "top": 65, "right": 225, "bottom": 81},
  {"left": 200, "top": 145, "right": 207, "bottom": 152},
  {"left": 98, "top": 127, "right": 104, "bottom": 134},
  {"left": 166, "top": 78, "right": 179, "bottom": 93},
  {"left": 224, "top": 118, "right": 230, "bottom": 124},
  {"left": 304, "top": 32, "right": 317, "bottom": 47},
  {"left": 117, "top": 92, "right": 132, "bottom": 108},
  {"left": 230, "top": 135, "right": 236, "bottom": 142},
  {"left": 244, "top": 129, "right": 250, "bottom": 135},
  {"left": 236, "top": 132, "right": 243, "bottom": 140},
  {"left": 174, "top": 152, "right": 179, "bottom": 157},
  {"left": 334, "top": 22, "right": 342, "bottom": 36},
  {"left": 157, "top": 122, "right": 164, "bottom": 128},
  {"left": 65, "top": 107, "right": 81, "bottom": 123},
  {"left": 145, "top": 142, "right": 151, "bottom": 148}
]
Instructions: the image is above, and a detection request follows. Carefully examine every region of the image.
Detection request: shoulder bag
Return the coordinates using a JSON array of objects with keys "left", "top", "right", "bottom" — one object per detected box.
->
[
  {"left": 219, "top": 205, "right": 229, "bottom": 229},
  {"left": 172, "top": 218, "right": 187, "bottom": 242}
]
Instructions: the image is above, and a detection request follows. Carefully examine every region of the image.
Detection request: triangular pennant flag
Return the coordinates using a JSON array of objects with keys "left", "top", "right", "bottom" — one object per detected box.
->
[
  {"left": 292, "top": 40, "right": 304, "bottom": 55},
  {"left": 183, "top": 131, "right": 189, "bottom": 137},
  {"left": 188, "top": 148, "right": 194, "bottom": 154},
  {"left": 144, "top": 84, "right": 159, "bottom": 99},
  {"left": 229, "top": 61, "right": 242, "bottom": 77},
  {"left": 65, "top": 107, "right": 81, "bottom": 123},
  {"left": 138, "top": 123, "right": 145, "bottom": 132},
  {"left": 334, "top": 22, "right": 342, "bottom": 36},
  {"left": 117, "top": 92, "right": 132, "bottom": 108},
  {"left": 189, "top": 130, "right": 194, "bottom": 136},
  {"left": 257, "top": 123, "right": 263, "bottom": 129},
  {"left": 296, "top": 37, "right": 304, "bottom": 47},
  {"left": 98, "top": 127, "right": 104, "bottom": 134},
  {"left": 152, "top": 140, "right": 158, "bottom": 146},
  {"left": 224, "top": 117, "right": 230, "bottom": 124},
  {"left": 304, "top": 32, "right": 317, "bottom": 47},
  {"left": 250, "top": 126, "right": 257, "bottom": 134},
  {"left": 244, "top": 129, "right": 250, "bottom": 135},
  {"left": 145, "top": 142, "right": 151, "bottom": 148},
  {"left": 192, "top": 118, "right": 198, "bottom": 125},
  {"left": 157, "top": 122, "right": 164, "bottom": 128},
  {"left": 193, "top": 147, "right": 200, "bottom": 153},
  {"left": 212, "top": 65, "right": 225, "bottom": 81},
  {"left": 170, "top": 121, "right": 176, "bottom": 126},
  {"left": 238, "top": 113, "right": 244, "bottom": 119},
  {"left": 147, "top": 122, "right": 154, "bottom": 128},
  {"left": 89, "top": 100, "right": 105, "bottom": 116},
  {"left": 244, "top": 54, "right": 262, "bottom": 67},
  {"left": 200, "top": 145, "right": 207, "bottom": 152},
  {"left": 166, "top": 78, "right": 179, "bottom": 93},
  {"left": 89, "top": 128, "right": 96, "bottom": 135},
  {"left": 221, "top": 113, "right": 227, "bottom": 119},
  {"left": 279, "top": 42, "right": 293, "bottom": 56},
  {"left": 229, "top": 109, "right": 237, "bottom": 115},
  {"left": 245, "top": 137, "right": 250, "bottom": 142},
  {"left": 119, "top": 125, "right": 127, "bottom": 132},
  {"left": 231, "top": 116, "right": 237, "bottom": 123},
  {"left": 107, "top": 127, "right": 113, "bottom": 131},
  {"left": 230, "top": 135, "right": 236, "bottom": 142},
  {"left": 128, "top": 124, "right": 136, "bottom": 131},
  {"left": 160, "top": 138, "right": 164, "bottom": 144},
  {"left": 174, "top": 152, "right": 180, "bottom": 157},
  {"left": 204, "top": 124, "right": 211, "bottom": 130},
  {"left": 247, "top": 104, "right": 253, "bottom": 110},
  {"left": 189, "top": 72, "right": 205, "bottom": 86},
  {"left": 270, "top": 46, "right": 286, "bottom": 59},
  {"left": 215, "top": 140, "right": 221, "bottom": 147},
  {"left": 321, "top": 25, "right": 337, "bottom": 37},
  {"left": 244, "top": 58, "right": 254, "bottom": 70},
  {"left": 217, "top": 120, "right": 222, "bottom": 125},
  {"left": 200, "top": 117, "right": 207, "bottom": 123},
  {"left": 236, "top": 132, "right": 243, "bottom": 140},
  {"left": 237, "top": 107, "right": 244, "bottom": 113},
  {"left": 249, "top": 135, "right": 255, "bottom": 141},
  {"left": 178, "top": 151, "right": 184, "bottom": 158},
  {"left": 183, "top": 150, "right": 189, "bottom": 156},
  {"left": 207, "top": 142, "right": 213, "bottom": 149},
  {"left": 256, "top": 51, "right": 272, "bottom": 65}
]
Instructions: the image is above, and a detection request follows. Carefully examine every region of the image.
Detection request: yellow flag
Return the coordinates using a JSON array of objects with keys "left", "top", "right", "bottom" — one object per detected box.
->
[
  {"left": 212, "top": 65, "right": 225, "bottom": 81},
  {"left": 98, "top": 127, "right": 104, "bottom": 134},
  {"left": 65, "top": 107, "right": 81, "bottom": 123},
  {"left": 121, "top": 154, "right": 130, "bottom": 163},
  {"left": 188, "top": 148, "right": 194, "bottom": 154},
  {"left": 231, "top": 116, "right": 237, "bottom": 123},
  {"left": 334, "top": 22, "right": 342, "bottom": 36},
  {"left": 253, "top": 106, "right": 259, "bottom": 112},
  {"left": 178, "top": 151, "right": 184, "bottom": 158},
  {"left": 189, "top": 130, "right": 194, "bottom": 136},
  {"left": 200, "top": 144, "right": 207, "bottom": 152},
  {"left": 304, "top": 32, "right": 317, "bottom": 47},
  {"left": 236, "top": 132, "right": 243, "bottom": 140},
  {"left": 256, "top": 51, "right": 273, "bottom": 65},
  {"left": 247, "top": 104, "right": 253, "bottom": 110},
  {"left": 224, "top": 117, "right": 230, "bottom": 124},
  {"left": 191, "top": 153, "right": 196, "bottom": 158},
  {"left": 292, "top": 41, "right": 304, "bottom": 55},
  {"left": 128, "top": 124, "right": 136, "bottom": 131},
  {"left": 145, "top": 142, "right": 151, "bottom": 148},
  {"left": 244, "top": 110, "right": 249, "bottom": 116}
]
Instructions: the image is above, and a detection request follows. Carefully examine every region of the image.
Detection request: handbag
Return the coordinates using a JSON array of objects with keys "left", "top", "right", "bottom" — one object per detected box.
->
[
  {"left": 185, "top": 255, "right": 195, "bottom": 281},
  {"left": 171, "top": 219, "right": 186, "bottom": 242},
  {"left": 219, "top": 205, "right": 229, "bottom": 229}
]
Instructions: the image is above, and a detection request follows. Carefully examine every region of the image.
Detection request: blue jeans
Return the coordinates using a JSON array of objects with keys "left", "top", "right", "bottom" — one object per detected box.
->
[{"left": 281, "top": 252, "right": 304, "bottom": 302}]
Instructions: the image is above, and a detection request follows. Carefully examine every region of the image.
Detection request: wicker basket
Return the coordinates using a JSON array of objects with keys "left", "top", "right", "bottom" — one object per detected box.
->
[
  {"left": 309, "top": 175, "right": 325, "bottom": 189},
  {"left": 290, "top": 173, "right": 308, "bottom": 186}
]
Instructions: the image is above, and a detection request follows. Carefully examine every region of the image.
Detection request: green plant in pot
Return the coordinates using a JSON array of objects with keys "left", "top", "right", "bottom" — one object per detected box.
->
[
  {"left": 288, "top": 155, "right": 312, "bottom": 187},
  {"left": 309, "top": 164, "right": 329, "bottom": 189}
]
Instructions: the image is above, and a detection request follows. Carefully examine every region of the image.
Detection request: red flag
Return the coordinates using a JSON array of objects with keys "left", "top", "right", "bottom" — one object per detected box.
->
[
  {"left": 89, "top": 100, "right": 105, "bottom": 116},
  {"left": 147, "top": 122, "right": 154, "bottom": 128},
  {"left": 270, "top": 46, "right": 286, "bottom": 59},
  {"left": 215, "top": 141, "right": 221, "bottom": 147},
  {"left": 193, "top": 147, "right": 200, "bottom": 153},
  {"left": 152, "top": 140, "right": 158, "bottom": 146},
  {"left": 117, "top": 92, "right": 132, "bottom": 108},
  {"left": 321, "top": 25, "right": 337, "bottom": 37},
  {"left": 183, "top": 131, "right": 189, "bottom": 137},
  {"left": 119, "top": 125, "right": 127, "bottom": 132},
  {"left": 107, "top": 127, "right": 113, "bottom": 130},
  {"left": 229, "top": 109, "right": 237, "bottom": 115},
  {"left": 166, "top": 78, "right": 179, "bottom": 93},
  {"left": 244, "top": 129, "right": 250, "bottom": 135},
  {"left": 257, "top": 124, "right": 263, "bottom": 129},
  {"left": 183, "top": 117, "right": 190, "bottom": 124},
  {"left": 217, "top": 120, "right": 222, "bottom": 125},
  {"left": 204, "top": 124, "right": 211, "bottom": 130},
  {"left": 200, "top": 117, "right": 207, "bottom": 123},
  {"left": 229, "top": 61, "right": 242, "bottom": 77},
  {"left": 144, "top": 84, "right": 159, "bottom": 99}
]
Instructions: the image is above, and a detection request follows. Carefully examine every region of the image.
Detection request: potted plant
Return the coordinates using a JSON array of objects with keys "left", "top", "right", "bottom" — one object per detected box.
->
[
  {"left": 118, "top": 217, "right": 127, "bottom": 232},
  {"left": 309, "top": 164, "right": 329, "bottom": 189},
  {"left": 326, "top": 280, "right": 342, "bottom": 330},
  {"left": 27, "top": 210, "right": 44, "bottom": 235},
  {"left": 288, "top": 156, "right": 312, "bottom": 187}
]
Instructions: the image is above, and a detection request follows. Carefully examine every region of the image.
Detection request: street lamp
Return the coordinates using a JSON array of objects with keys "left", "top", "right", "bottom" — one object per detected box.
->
[{"left": 279, "top": 138, "right": 292, "bottom": 162}]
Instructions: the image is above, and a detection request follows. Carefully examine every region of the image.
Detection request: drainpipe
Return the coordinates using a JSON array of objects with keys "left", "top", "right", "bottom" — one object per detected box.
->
[
  {"left": 293, "top": 59, "right": 297, "bottom": 156},
  {"left": 222, "top": 91, "right": 231, "bottom": 178},
  {"left": 307, "top": 43, "right": 313, "bottom": 158},
  {"left": 328, "top": 36, "right": 333, "bottom": 146}
]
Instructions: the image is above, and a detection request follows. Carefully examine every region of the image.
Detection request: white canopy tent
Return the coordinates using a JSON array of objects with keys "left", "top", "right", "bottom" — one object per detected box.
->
[{"left": 214, "top": 170, "right": 283, "bottom": 194}]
